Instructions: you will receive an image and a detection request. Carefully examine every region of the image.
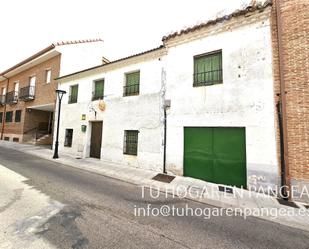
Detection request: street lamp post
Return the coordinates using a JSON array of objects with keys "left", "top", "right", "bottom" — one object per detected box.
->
[{"left": 53, "top": 89, "right": 66, "bottom": 159}]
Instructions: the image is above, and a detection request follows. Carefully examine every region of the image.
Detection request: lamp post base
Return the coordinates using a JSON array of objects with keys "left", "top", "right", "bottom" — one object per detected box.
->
[{"left": 53, "top": 141, "right": 59, "bottom": 159}]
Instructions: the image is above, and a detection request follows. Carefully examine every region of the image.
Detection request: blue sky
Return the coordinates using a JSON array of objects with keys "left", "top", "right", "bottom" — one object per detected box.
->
[{"left": 0, "top": 0, "right": 250, "bottom": 71}]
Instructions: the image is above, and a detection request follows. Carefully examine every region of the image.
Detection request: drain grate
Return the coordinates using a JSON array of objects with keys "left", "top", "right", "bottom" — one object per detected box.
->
[
  {"left": 277, "top": 198, "right": 299, "bottom": 208},
  {"left": 218, "top": 186, "right": 233, "bottom": 194},
  {"left": 152, "top": 173, "right": 175, "bottom": 183}
]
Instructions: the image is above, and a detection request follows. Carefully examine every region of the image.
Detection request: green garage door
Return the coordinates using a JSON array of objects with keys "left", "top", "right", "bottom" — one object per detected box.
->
[{"left": 184, "top": 127, "right": 246, "bottom": 188}]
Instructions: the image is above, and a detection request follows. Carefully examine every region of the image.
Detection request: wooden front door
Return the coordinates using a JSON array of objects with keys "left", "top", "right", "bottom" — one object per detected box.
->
[{"left": 90, "top": 121, "right": 103, "bottom": 158}]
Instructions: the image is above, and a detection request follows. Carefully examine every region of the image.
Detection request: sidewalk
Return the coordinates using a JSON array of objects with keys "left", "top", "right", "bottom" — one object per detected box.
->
[{"left": 1, "top": 140, "right": 309, "bottom": 232}]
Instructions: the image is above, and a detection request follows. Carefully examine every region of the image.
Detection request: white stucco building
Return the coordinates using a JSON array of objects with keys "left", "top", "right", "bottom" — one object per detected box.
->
[
  {"left": 56, "top": 1, "right": 278, "bottom": 190},
  {"left": 56, "top": 47, "right": 167, "bottom": 172}
]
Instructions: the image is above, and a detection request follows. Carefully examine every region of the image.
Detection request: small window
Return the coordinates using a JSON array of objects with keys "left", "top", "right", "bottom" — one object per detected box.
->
[
  {"left": 0, "top": 112, "right": 3, "bottom": 123},
  {"left": 45, "top": 69, "right": 52, "bottom": 83},
  {"left": 29, "top": 76, "right": 36, "bottom": 86},
  {"left": 4, "top": 137, "right": 9, "bottom": 141},
  {"left": 92, "top": 79, "right": 104, "bottom": 101},
  {"left": 68, "top": 85, "right": 78, "bottom": 104},
  {"left": 5, "top": 111, "right": 13, "bottom": 123},
  {"left": 15, "top": 110, "right": 22, "bottom": 122},
  {"left": 13, "top": 137, "right": 19, "bottom": 142},
  {"left": 124, "top": 71, "right": 140, "bottom": 96},
  {"left": 193, "top": 50, "right": 222, "bottom": 86},
  {"left": 64, "top": 129, "right": 73, "bottom": 147},
  {"left": 123, "top": 130, "right": 138, "bottom": 155}
]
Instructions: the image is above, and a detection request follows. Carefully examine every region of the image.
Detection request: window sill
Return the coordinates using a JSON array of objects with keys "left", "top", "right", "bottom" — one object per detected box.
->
[
  {"left": 123, "top": 153, "right": 138, "bottom": 156},
  {"left": 193, "top": 81, "right": 223, "bottom": 87},
  {"left": 123, "top": 93, "right": 140, "bottom": 97}
]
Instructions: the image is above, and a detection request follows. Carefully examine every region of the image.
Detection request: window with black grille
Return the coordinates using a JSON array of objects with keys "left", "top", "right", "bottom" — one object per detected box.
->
[
  {"left": 123, "top": 71, "right": 140, "bottom": 96},
  {"left": 15, "top": 110, "right": 22, "bottom": 122},
  {"left": 123, "top": 130, "right": 138, "bottom": 155},
  {"left": 5, "top": 111, "right": 13, "bottom": 123},
  {"left": 193, "top": 50, "right": 223, "bottom": 86},
  {"left": 92, "top": 79, "right": 104, "bottom": 100},
  {"left": 68, "top": 85, "right": 78, "bottom": 104},
  {"left": 64, "top": 129, "right": 73, "bottom": 147}
]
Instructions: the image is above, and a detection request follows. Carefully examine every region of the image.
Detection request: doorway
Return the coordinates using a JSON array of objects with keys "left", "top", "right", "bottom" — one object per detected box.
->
[{"left": 90, "top": 121, "right": 103, "bottom": 159}]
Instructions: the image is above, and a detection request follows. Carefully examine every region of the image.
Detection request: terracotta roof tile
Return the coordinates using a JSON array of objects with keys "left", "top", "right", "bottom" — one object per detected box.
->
[
  {"left": 0, "top": 38, "right": 104, "bottom": 76},
  {"left": 162, "top": 0, "right": 272, "bottom": 42},
  {"left": 53, "top": 38, "right": 103, "bottom": 46}
]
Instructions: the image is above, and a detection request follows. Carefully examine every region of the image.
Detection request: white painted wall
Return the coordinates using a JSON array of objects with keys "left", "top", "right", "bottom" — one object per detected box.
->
[
  {"left": 56, "top": 55, "right": 165, "bottom": 172},
  {"left": 55, "top": 12, "right": 279, "bottom": 190},
  {"left": 164, "top": 15, "right": 279, "bottom": 189}
]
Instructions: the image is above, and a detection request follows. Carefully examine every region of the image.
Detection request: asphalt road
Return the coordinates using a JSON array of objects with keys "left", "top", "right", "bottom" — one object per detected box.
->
[{"left": 0, "top": 147, "right": 309, "bottom": 249}]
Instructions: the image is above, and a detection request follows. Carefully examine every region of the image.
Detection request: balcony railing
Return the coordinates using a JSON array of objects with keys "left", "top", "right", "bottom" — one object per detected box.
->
[
  {"left": 123, "top": 83, "right": 139, "bottom": 97},
  {"left": 6, "top": 91, "right": 18, "bottom": 104},
  {"left": 19, "top": 86, "right": 35, "bottom": 101},
  {"left": 0, "top": 95, "right": 5, "bottom": 105},
  {"left": 193, "top": 69, "right": 223, "bottom": 86}
]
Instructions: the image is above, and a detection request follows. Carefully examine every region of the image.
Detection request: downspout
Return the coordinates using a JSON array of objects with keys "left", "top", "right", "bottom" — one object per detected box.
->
[
  {"left": 161, "top": 63, "right": 168, "bottom": 174},
  {"left": 163, "top": 106, "right": 167, "bottom": 174},
  {"left": 275, "top": 0, "right": 290, "bottom": 200},
  {"left": 1, "top": 75, "right": 9, "bottom": 140}
]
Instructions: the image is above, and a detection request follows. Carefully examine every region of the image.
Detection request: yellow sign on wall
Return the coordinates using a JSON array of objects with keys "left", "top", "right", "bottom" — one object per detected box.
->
[{"left": 81, "top": 114, "right": 86, "bottom": 120}]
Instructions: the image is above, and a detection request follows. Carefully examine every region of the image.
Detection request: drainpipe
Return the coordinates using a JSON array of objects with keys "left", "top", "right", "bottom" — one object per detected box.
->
[
  {"left": 163, "top": 106, "right": 167, "bottom": 174},
  {"left": 1, "top": 75, "right": 9, "bottom": 140},
  {"left": 275, "top": 0, "right": 290, "bottom": 200}
]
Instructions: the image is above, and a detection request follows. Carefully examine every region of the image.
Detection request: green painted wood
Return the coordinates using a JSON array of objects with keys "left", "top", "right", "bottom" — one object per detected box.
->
[{"left": 184, "top": 127, "right": 246, "bottom": 188}]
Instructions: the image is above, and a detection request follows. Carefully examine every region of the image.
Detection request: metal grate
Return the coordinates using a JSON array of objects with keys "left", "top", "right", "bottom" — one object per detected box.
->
[
  {"left": 64, "top": 129, "right": 73, "bottom": 147},
  {"left": 6, "top": 91, "right": 18, "bottom": 104},
  {"left": 123, "top": 130, "right": 138, "bottom": 155},
  {"left": 193, "top": 69, "right": 223, "bottom": 86},
  {"left": 152, "top": 173, "right": 175, "bottom": 183},
  {"left": 92, "top": 80, "right": 104, "bottom": 100},
  {"left": 123, "top": 83, "right": 139, "bottom": 97},
  {"left": 19, "top": 86, "right": 35, "bottom": 100}
]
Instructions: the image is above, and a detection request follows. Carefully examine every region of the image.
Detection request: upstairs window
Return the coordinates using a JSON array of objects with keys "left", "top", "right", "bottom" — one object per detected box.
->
[
  {"left": 193, "top": 50, "right": 223, "bottom": 86},
  {"left": 92, "top": 79, "right": 104, "bottom": 101},
  {"left": 14, "top": 82, "right": 19, "bottom": 97},
  {"left": 68, "top": 84, "right": 78, "bottom": 104},
  {"left": 64, "top": 129, "right": 73, "bottom": 147},
  {"left": 0, "top": 112, "right": 3, "bottom": 123},
  {"left": 5, "top": 111, "right": 13, "bottom": 123},
  {"left": 123, "top": 130, "right": 138, "bottom": 155},
  {"left": 15, "top": 110, "right": 22, "bottom": 122},
  {"left": 45, "top": 69, "right": 52, "bottom": 83},
  {"left": 124, "top": 71, "right": 140, "bottom": 96}
]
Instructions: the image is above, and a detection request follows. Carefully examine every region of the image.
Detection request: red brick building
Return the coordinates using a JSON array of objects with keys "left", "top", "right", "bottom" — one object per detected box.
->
[
  {"left": 271, "top": 0, "right": 309, "bottom": 200},
  {"left": 0, "top": 39, "right": 104, "bottom": 144}
]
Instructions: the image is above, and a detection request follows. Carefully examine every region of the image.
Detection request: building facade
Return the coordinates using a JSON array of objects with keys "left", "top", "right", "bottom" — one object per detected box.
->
[
  {"left": 270, "top": 0, "right": 309, "bottom": 200},
  {"left": 55, "top": 47, "right": 167, "bottom": 171},
  {"left": 163, "top": 1, "right": 277, "bottom": 190},
  {"left": 0, "top": 39, "right": 104, "bottom": 144},
  {"left": 55, "top": 2, "right": 280, "bottom": 191}
]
